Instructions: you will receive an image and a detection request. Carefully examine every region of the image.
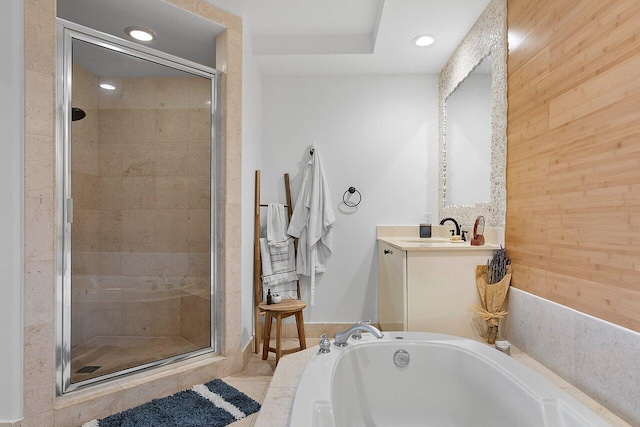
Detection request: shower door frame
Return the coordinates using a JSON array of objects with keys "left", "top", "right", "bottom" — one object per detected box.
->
[{"left": 55, "top": 19, "right": 221, "bottom": 395}]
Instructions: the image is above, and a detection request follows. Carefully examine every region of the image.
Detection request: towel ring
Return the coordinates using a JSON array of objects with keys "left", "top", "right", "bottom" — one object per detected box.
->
[{"left": 343, "top": 187, "right": 361, "bottom": 207}]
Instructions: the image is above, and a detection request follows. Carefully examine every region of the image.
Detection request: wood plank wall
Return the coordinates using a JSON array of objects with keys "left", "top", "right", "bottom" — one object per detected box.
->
[{"left": 506, "top": 0, "right": 640, "bottom": 332}]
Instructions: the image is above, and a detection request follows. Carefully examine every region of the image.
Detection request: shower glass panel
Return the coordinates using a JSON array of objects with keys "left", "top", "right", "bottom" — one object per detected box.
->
[{"left": 64, "top": 34, "right": 216, "bottom": 388}]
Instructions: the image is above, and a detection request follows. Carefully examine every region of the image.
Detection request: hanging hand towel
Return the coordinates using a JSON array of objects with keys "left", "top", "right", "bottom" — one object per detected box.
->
[
  {"left": 260, "top": 203, "right": 298, "bottom": 301},
  {"left": 287, "top": 143, "right": 336, "bottom": 305},
  {"left": 267, "top": 203, "right": 289, "bottom": 247}
]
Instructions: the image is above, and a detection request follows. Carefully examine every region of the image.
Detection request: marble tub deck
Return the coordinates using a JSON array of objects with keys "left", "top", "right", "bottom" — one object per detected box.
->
[{"left": 253, "top": 338, "right": 631, "bottom": 427}]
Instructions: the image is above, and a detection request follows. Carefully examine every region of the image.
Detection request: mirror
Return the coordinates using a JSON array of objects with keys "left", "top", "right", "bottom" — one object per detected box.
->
[
  {"left": 438, "top": 0, "right": 506, "bottom": 227},
  {"left": 445, "top": 55, "right": 492, "bottom": 206}
]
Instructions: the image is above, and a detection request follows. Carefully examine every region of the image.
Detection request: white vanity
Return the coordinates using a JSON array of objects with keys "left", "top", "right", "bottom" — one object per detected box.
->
[{"left": 377, "top": 226, "right": 502, "bottom": 337}]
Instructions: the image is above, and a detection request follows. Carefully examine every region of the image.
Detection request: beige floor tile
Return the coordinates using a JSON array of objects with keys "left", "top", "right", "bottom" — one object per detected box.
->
[
  {"left": 228, "top": 412, "right": 257, "bottom": 427},
  {"left": 258, "top": 378, "right": 273, "bottom": 403},
  {"left": 69, "top": 335, "right": 317, "bottom": 424},
  {"left": 221, "top": 336, "right": 318, "bottom": 424},
  {"left": 222, "top": 377, "right": 271, "bottom": 402},
  {"left": 235, "top": 358, "right": 276, "bottom": 377}
]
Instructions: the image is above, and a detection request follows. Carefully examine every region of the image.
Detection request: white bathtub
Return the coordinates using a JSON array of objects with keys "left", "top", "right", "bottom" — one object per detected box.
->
[{"left": 289, "top": 332, "right": 609, "bottom": 427}]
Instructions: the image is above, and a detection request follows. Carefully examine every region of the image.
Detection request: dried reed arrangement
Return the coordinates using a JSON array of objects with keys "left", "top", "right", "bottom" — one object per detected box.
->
[
  {"left": 483, "top": 246, "right": 511, "bottom": 284},
  {"left": 476, "top": 247, "right": 512, "bottom": 344}
]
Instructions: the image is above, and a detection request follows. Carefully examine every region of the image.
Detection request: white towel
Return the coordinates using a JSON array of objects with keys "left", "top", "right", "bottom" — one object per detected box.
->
[
  {"left": 260, "top": 203, "right": 298, "bottom": 301},
  {"left": 288, "top": 143, "right": 336, "bottom": 305},
  {"left": 260, "top": 238, "right": 298, "bottom": 300},
  {"left": 267, "top": 203, "right": 289, "bottom": 247}
]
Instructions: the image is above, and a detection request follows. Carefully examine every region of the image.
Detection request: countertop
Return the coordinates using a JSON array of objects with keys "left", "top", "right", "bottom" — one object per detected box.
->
[
  {"left": 377, "top": 236, "right": 502, "bottom": 251},
  {"left": 254, "top": 338, "right": 630, "bottom": 427},
  {"left": 376, "top": 225, "right": 504, "bottom": 251}
]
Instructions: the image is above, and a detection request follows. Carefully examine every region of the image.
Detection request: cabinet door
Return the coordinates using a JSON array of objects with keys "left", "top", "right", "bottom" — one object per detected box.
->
[
  {"left": 377, "top": 242, "right": 406, "bottom": 331},
  {"left": 407, "top": 250, "right": 494, "bottom": 337}
]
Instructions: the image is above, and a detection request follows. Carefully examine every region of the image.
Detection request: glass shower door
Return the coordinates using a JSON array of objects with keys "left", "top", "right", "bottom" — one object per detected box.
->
[{"left": 59, "top": 27, "right": 218, "bottom": 392}]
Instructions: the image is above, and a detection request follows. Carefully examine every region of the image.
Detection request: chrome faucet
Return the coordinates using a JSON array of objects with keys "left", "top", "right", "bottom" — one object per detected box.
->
[
  {"left": 351, "top": 320, "right": 372, "bottom": 340},
  {"left": 318, "top": 334, "right": 331, "bottom": 354},
  {"left": 334, "top": 322, "right": 384, "bottom": 347},
  {"left": 439, "top": 217, "right": 461, "bottom": 236}
]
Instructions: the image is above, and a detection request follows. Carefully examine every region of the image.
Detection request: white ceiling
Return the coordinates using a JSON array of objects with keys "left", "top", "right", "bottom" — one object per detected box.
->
[
  {"left": 59, "top": 0, "right": 491, "bottom": 77},
  {"left": 58, "top": 0, "right": 225, "bottom": 71},
  {"left": 206, "top": 0, "right": 491, "bottom": 75}
]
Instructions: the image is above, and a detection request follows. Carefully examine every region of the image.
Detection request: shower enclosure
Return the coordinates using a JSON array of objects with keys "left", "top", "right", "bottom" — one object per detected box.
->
[{"left": 56, "top": 21, "right": 220, "bottom": 394}]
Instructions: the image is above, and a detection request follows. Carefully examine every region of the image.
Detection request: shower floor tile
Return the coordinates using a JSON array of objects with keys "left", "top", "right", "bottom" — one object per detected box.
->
[{"left": 71, "top": 336, "right": 201, "bottom": 383}]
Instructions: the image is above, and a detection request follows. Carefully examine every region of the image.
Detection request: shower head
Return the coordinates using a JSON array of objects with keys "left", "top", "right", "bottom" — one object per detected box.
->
[{"left": 72, "top": 107, "right": 86, "bottom": 121}]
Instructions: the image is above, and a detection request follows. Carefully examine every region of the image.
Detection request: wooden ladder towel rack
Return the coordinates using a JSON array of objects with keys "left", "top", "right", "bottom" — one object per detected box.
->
[{"left": 253, "top": 170, "right": 306, "bottom": 362}]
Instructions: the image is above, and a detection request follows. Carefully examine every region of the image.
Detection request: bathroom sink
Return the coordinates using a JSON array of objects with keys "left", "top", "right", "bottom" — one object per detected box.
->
[{"left": 397, "top": 238, "right": 450, "bottom": 244}]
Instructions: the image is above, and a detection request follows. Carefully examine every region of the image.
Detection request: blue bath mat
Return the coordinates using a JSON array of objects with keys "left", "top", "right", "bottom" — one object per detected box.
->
[{"left": 82, "top": 379, "right": 261, "bottom": 427}]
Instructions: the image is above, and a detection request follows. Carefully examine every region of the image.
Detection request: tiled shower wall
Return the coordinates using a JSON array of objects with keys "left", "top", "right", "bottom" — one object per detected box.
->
[{"left": 70, "top": 63, "right": 212, "bottom": 348}]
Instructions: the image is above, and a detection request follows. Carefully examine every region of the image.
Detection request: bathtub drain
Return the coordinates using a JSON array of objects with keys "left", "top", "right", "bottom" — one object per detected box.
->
[{"left": 393, "top": 350, "right": 410, "bottom": 368}]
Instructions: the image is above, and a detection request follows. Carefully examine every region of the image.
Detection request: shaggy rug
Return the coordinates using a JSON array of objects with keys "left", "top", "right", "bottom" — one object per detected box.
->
[{"left": 82, "top": 379, "right": 261, "bottom": 426}]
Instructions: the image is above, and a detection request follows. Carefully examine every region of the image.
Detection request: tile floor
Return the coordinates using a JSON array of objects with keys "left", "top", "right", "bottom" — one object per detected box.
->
[
  {"left": 70, "top": 336, "right": 315, "bottom": 425},
  {"left": 226, "top": 337, "right": 319, "bottom": 427}
]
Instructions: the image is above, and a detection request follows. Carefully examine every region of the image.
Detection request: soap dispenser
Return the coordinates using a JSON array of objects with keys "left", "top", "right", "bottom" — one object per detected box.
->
[
  {"left": 420, "top": 212, "right": 432, "bottom": 238},
  {"left": 420, "top": 224, "right": 432, "bottom": 238}
]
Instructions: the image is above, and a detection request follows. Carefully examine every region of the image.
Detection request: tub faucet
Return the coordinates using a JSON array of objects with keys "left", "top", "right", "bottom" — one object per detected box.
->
[
  {"left": 318, "top": 334, "right": 331, "bottom": 354},
  {"left": 351, "top": 320, "right": 372, "bottom": 340},
  {"left": 334, "top": 322, "right": 384, "bottom": 347},
  {"left": 439, "top": 217, "right": 461, "bottom": 236}
]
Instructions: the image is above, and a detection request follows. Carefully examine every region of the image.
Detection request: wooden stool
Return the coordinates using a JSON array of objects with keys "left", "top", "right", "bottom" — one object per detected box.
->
[{"left": 259, "top": 300, "right": 307, "bottom": 365}]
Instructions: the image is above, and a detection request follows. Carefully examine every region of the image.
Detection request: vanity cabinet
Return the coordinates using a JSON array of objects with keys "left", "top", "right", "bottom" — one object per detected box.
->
[
  {"left": 378, "top": 238, "right": 497, "bottom": 337},
  {"left": 377, "top": 241, "right": 407, "bottom": 331}
]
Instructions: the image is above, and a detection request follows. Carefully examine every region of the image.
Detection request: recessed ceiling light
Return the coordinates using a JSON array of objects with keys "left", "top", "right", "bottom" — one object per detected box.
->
[
  {"left": 99, "top": 83, "right": 116, "bottom": 91},
  {"left": 413, "top": 35, "right": 435, "bottom": 47},
  {"left": 125, "top": 26, "right": 157, "bottom": 42}
]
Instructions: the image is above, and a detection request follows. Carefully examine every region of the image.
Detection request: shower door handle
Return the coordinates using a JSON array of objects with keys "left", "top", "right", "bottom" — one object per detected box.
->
[{"left": 66, "top": 198, "right": 73, "bottom": 223}]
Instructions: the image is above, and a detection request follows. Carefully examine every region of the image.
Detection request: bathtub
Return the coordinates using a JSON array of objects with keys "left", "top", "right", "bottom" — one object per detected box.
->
[{"left": 289, "top": 332, "right": 609, "bottom": 427}]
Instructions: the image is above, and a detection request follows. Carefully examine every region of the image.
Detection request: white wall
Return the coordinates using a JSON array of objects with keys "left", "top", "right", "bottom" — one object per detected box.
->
[
  {"left": 240, "top": 24, "right": 262, "bottom": 348},
  {"left": 0, "top": 0, "right": 24, "bottom": 422},
  {"left": 261, "top": 75, "right": 438, "bottom": 323}
]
